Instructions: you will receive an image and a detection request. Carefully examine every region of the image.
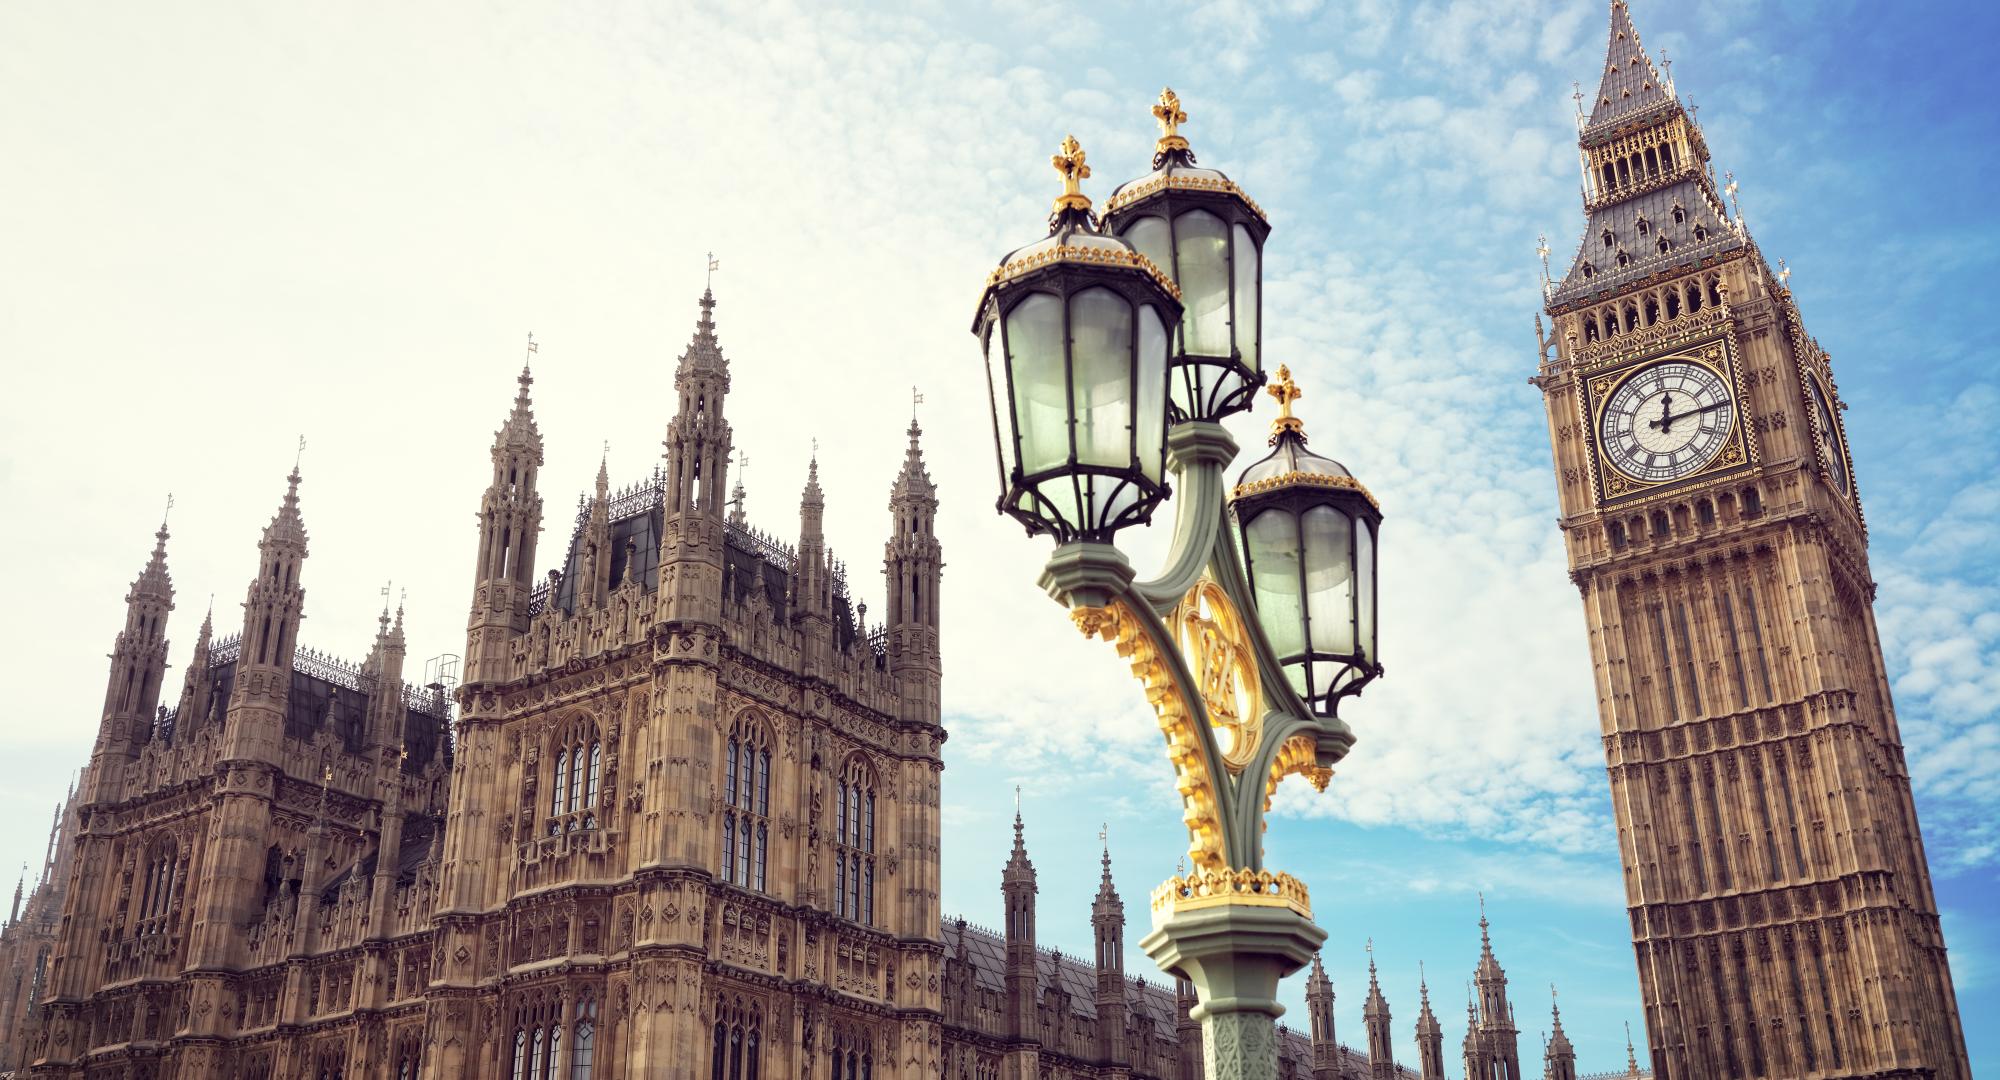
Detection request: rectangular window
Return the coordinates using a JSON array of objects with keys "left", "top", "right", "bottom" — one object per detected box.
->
[
  {"left": 756, "top": 752, "right": 770, "bottom": 817},
  {"left": 1703, "top": 767, "right": 1732, "bottom": 889},
  {"left": 721, "top": 814, "right": 736, "bottom": 885},
  {"left": 1651, "top": 606, "right": 1680, "bottom": 723},
  {"left": 836, "top": 783, "right": 848, "bottom": 842},
  {"left": 1682, "top": 769, "right": 1708, "bottom": 893},
  {"left": 1753, "top": 756, "right": 1782, "bottom": 879},
  {"left": 1673, "top": 601, "right": 1702, "bottom": 714},
  {"left": 1719, "top": 590, "right": 1749, "bottom": 707},
  {"left": 835, "top": 855, "right": 848, "bottom": 918},
  {"left": 725, "top": 741, "right": 738, "bottom": 808},
  {"left": 753, "top": 824, "right": 767, "bottom": 893},
  {"left": 862, "top": 863, "right": 874, "bottom": 925},
  {"left": 863, "top": 795, "right": 875, "bottom": 853},
  {"left": 1743, "top": 585, "right": 1775, "bottom": 701},
  {"left": 1776, "top": 754, "right": 1808, "bottom": 871}
]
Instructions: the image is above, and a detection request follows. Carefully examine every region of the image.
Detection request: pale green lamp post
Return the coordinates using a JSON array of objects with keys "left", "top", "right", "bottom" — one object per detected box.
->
[{"left": 972, "top": 93, "right": 1383, "bottom": 1078}]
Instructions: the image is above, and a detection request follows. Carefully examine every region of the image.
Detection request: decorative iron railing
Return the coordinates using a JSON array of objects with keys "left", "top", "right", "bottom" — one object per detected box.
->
[{"left": 726, "top": 520, "right": 795, "bottom": 573}]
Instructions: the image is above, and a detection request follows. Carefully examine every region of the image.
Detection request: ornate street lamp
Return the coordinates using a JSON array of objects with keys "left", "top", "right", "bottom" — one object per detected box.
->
[
  {"left": 975, "top": 135, "right": 1183, "bottom": 544},
  {"left": 973, "top": 100, "right": 1384, "bottom": 1080},
  {"left": 1101, "top": 88, "right": 1270, "bottom": 422},
  {"left": 1233, "top": 367, "right": 1382, "bottom": 716}
]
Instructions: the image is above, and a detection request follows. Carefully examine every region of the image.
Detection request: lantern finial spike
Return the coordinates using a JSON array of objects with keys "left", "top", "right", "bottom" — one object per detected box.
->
[
  {"left": 1153, "top": 88, "right": 1190, "bottom": 158},
  {"left": 1267, "top": 365, "right": 1306, "bottom": 439},
  {"left": 1051, "top": 135, "right": 1092, "bottom": 213}
]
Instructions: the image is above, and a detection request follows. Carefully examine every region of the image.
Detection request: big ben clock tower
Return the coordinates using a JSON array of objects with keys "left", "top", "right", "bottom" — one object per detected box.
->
[{"left": 1534, "top": 4, "right": 1970, "bottom": 1079}]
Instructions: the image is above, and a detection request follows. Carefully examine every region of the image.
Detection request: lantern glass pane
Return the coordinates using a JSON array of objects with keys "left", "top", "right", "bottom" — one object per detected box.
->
[
  {"left": 1174, "top": 209, "right": 1231, "bottom": 355},
  {"left": 1357, "top": 518, "right": 1376, "bottom": 661},
  {"left": 1232, "top": 223, "right": 1260, "bottom": 373},
  {"left": 1137, "top": 304, "right": 1167, "bottom": 481},
  {"left": 1302, "top": 506, "right": 1355, "bottom": 657},
  {"left": 1124, "top": 216, "right": 1172, "bottom": 282},
  {"left": 1006, "top": 293, "right": 1067, "bottom": 474},
  {"left": 983, "top": 328, "right": 1013, "bottom": 484},
  {"left": 1246, "top": 509, "right": 1306, "bottom": 660},
  {"left": 1069, "top": 287, "right": 1134, "bottom": 468}
]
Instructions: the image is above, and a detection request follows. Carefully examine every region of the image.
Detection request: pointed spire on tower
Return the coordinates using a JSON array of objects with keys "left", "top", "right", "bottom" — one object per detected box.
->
[
  {"left": 262, "top": 456, "right": 309, "bottom": 554},
  {"left": 1625, "top": 1021, "right": 1640, "bottom": 1074},
  {"left": 1585, "top": 1, "right": 1670, "bottom": 133},
  {"left": 677, "top": 286, "right": 729, "bottom": 378},
  {"left": 497, "top": 335, "right": 544, "bottom": 455},
  {"left": 1544, "top": 984, "right": 1577, "bottom": 1080}
]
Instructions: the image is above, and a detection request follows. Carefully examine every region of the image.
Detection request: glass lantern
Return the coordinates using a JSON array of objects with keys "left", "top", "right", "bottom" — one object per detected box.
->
[
  {"left": 1101, "top": 88, "right": 1271, "bottom": 423},
  {"left": 1231, "top": 367, "right": 1381, "bottom": 716},
  {"left": 974, "top": 136, "right": 1185, "bottom": 543}
]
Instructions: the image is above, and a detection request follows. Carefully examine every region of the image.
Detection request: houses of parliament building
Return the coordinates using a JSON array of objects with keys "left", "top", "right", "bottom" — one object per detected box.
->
[{"left": 0, "top": 3, "right": 1972, "bottom": 1079}]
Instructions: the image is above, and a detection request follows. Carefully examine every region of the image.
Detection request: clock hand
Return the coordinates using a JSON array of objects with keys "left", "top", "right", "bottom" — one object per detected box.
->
[{"left": 1657, "top": 400, "right": 1731, "bottom": 430}]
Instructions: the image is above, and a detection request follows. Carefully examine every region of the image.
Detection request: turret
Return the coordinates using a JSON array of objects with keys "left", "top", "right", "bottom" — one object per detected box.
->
[
  {"left": 170, "top": 605, "right": 217, "bottom": 740},
  {"left": 362, "top": 597, "right": 409, "bottom": 751},
  {"left": 220, "top": 466, "right": 309, "bottom": 765},
  {"left": 1002, "top": 806, "right": 1038, "bottom": 1042},
  {"left": 1415, "top": 963, "right": 1446, "bottom": 1080},
  {"left": 85, "top": 513, "right": 176, "bottom": 802},
  {"left": 657, "top": 288, "right": 733, "bottom": 628},
  {"left": 466, "top": 359, "right": 544, "bottom": 685},
  {"left": 795, "top": 455, "right": 833, "bottom": 668},
  {"left": 1091, "top": 836, "right": 1128, "bottom": 1069},
  {"left": 1363, "top": 944, "right": 1395, "bottom": 1079},
  {"left": 1544, "top": 987, "right": 1577, "bottom": 1080},
  {"left": 884, "top": 415, "right": 942, "bottom": 724},
  {"left": 1305, "top": 953, "right": 1338, "bottom": 1080},
  {"left": 578, "top": 453, "right": 613, "bottom": 613}
]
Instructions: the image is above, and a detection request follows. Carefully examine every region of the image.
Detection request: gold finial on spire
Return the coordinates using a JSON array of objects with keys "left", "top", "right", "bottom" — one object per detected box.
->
[
  {"left": 1153, "top": 87, "right": 1190, "bottom": 156},
  {"left": 1267, "top": 364, "right": 1305, "bottom": 438},
  {"left": 1051, "top": 135, "right": 1092, "bottom": 212}
]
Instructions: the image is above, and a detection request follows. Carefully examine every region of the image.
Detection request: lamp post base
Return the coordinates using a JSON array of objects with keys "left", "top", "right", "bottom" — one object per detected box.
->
[{"left": 1140, "top": 895, "right": 1326, "bottom": 1080}]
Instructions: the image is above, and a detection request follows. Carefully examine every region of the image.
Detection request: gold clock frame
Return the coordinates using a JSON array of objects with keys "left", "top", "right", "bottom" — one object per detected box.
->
[{"left": 1583, "top": 332, "right": 1755, "bottom": 506}]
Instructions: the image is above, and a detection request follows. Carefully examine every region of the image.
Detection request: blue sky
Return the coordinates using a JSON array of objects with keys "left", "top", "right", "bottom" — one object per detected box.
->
[{"left": 2, "top": 0, "right": 1995, "bottom": 1074}]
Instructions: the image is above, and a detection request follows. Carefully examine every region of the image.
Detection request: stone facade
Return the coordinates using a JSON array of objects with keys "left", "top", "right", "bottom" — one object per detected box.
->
[{"left": 1534, "top": 4, "right": 1971, "bottom": 1079}]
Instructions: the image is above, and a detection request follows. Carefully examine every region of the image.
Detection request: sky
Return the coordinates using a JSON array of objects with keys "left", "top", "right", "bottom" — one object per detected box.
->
[{"left": 2, "top": 0, "right": 1996, "bottom": 1073}]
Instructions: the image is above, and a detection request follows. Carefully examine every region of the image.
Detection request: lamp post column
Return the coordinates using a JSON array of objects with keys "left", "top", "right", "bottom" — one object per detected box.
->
[{"left": 1142, "top": 884, "right": 1325, "bottom": 1078}]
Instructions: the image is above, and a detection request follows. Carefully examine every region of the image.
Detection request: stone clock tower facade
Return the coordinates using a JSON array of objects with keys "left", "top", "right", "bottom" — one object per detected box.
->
[{"left": 1534, "top": 4, "right": 1969, "bottom": 1079}]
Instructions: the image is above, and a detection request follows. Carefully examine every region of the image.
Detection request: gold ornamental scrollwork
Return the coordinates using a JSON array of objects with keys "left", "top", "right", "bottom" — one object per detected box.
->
[
  {"left": 1151, "top": 867, "right": 1312, "bottom": 918},
  {"left": 1268, "top": 733, "right": 1331, "bottom": 809},
  {"left": 1172, "top": 577, "right": 1265, "bottom": 776},
  {"left": 1073, "top": 601, "right": 1226, "bottom": 872}
]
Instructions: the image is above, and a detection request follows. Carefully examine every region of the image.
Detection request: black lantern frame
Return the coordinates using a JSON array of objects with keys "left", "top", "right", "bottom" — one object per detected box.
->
[
  {"left": 1230, "top": 428, "right": 1382, "bottom": 718},
  {"left": 976, "top": 251, "right": 1183, "bottom": 544},
  {"left": 1102, "top": 113, "right": 1271, "bottom": 424}
]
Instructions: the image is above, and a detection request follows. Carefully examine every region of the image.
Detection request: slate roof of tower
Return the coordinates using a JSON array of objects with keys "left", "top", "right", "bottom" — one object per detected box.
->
[
  {"left": 1585, "top": 1, "right": 1671, "bottom": 136},
  {"left": 1549, "top": 177, "right": 1741, "bottom": 309}
]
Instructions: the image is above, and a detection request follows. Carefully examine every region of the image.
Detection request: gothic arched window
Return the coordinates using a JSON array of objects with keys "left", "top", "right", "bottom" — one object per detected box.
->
[
  {"left": 711, "top": 1002, "right": 763, "bottom": 1080},
  {"left": 834, "top": 759, "right": 878, "bottom": 925},
  {"left": 546, "top": 719, "right": 602, "bottom": 836},
  {"left": 721, "top": 718, "right": 772, "bottom": 892},
  {"left": 1672, "top": 204, "right": 1687, "bottom": 225},
  {"left": 1636, "top": 216, "right": 1650, "bottom": 236},
  {"left": 571, "top": 996, "right": 597, "bottom": 1080}
]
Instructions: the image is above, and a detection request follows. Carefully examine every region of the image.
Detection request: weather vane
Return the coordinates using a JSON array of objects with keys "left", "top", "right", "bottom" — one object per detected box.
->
[
  {"left": 912, "top": 385, "right": 924, "bottom": 423},
  {"left": 1777, "top": 258, "right": 1791, "bottom": 289},
  {"left": 162, "top": 492, "right": 175, "bottom": 527},
  {"left": 706, "top": 252, "right": 720, "bottom": 290},
  {"left": 526, "top": 331, "right": 538, "bottom": 360},
  {"left": 1537, "top": 234, "right": 1552, "bottom": 287},
  {"left": 294, "top": 435, "right": 307, "bottom": 469}
]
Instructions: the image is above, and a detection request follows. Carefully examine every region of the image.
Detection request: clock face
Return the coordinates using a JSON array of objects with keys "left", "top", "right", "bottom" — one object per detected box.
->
[
  {"left": 1805, "top": 374, "right": 1849, "bottom": 494},
  {"left": 1598, "top": 359, "right": 1736, "bottom": 485}
]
